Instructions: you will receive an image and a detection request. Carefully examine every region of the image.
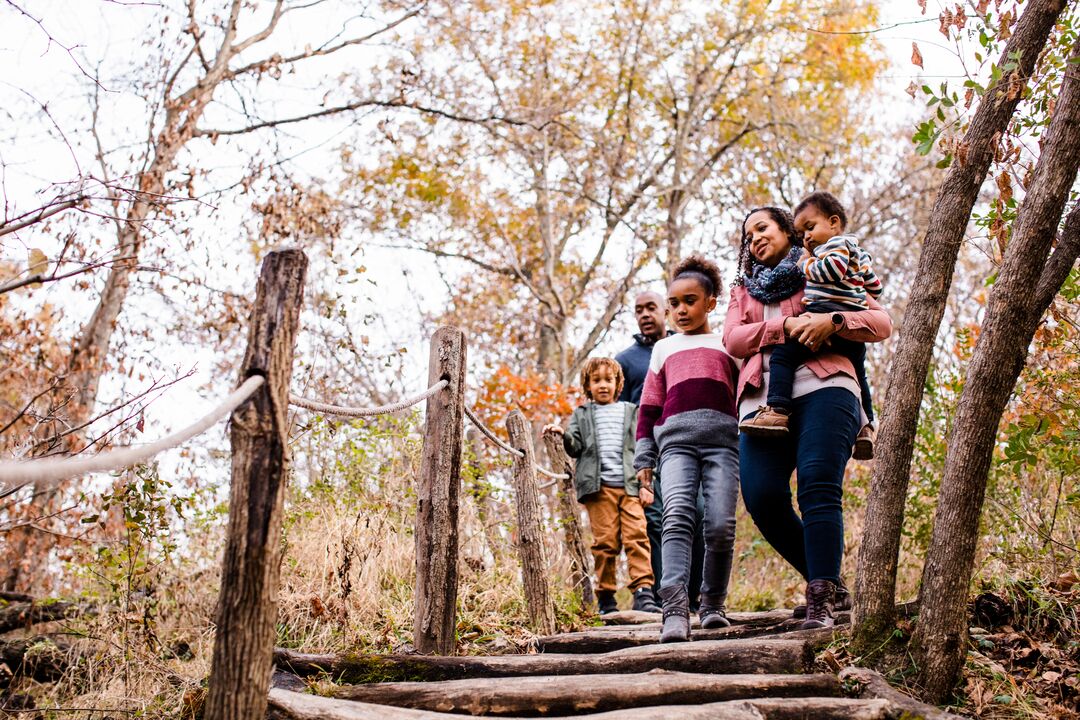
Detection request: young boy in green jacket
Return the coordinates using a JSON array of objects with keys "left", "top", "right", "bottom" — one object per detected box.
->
[{"left": 543, "top": 358, "right": 660, "bottom": 614}]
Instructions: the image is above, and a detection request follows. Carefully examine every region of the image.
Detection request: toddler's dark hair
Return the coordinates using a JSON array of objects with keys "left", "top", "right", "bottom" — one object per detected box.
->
[
  {"left": 580, "top": 357, "right": 624, "bottom": 400},
  {"left": 734, "top": 206, "right": 801, "bottom": 286},
  {"left": 671, "top": 254, "right": 722, "bottom": 298},
  {"left": 794, "top": 191, "right": 848, "bottom": 230}
]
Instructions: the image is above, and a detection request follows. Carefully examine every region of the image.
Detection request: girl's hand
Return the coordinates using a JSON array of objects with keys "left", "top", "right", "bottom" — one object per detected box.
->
[
  {"left": 542, "top": 423, "right": 564, "bottom": 435},
  {"left": 636, "top": 467, "right": 653, "bottom": 490},
  {"left": 791, "top": 313, "right": 838, "bottom": 351},
  {"left": 639, "top": 486, "right": 655, "bottom": 507}
]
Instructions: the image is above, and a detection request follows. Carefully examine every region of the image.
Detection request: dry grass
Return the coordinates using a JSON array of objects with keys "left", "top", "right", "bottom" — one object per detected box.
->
[{"left": 4, "top": 411, "right": 1076, "bottom": 718}]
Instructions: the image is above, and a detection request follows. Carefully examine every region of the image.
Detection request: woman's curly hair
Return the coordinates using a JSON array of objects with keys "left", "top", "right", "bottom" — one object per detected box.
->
[
  {"left": 670, "top": 254, "right": 723, "bottom": 298},
  {"left": 733, "top": 206, "right": 801, "bottom": 286},
  {"left": 579, "top": 357, "right": 624, "bottom": 400}
]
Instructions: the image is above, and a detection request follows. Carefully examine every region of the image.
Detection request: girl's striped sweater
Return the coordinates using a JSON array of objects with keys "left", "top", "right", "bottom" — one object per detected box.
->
[{"left": 633, "top": 332, "right": 740, "bottom": 471}]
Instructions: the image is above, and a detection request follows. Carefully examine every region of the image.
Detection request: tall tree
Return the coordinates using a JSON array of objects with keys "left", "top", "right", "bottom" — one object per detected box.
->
[
  {"left": 911, "top": 34, "right": 1080, "bottom": 701},
  {"left": 852, "top": 0, "right": 1069, "bottom": 650},
  {"left": 344, "top": 0, "right": 885, "bottom": 383}
]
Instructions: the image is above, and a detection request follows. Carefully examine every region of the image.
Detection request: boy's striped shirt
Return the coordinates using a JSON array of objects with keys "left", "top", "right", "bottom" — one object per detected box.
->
[
  {"left": 593, "top": 402, "right": 626, "bottom": 487},
  {"left": 797, "top": 234, "right": 883, "bottom": 309}
]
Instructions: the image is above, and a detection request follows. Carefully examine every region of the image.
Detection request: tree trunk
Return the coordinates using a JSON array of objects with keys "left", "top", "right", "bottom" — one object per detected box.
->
[
  {"left": 204, "top": 248, "right": 307, "bottom": 720},
  {"left": 911, "top": 39, "right": 1080, "bottom": 702},
  {"left": 414, "top": 327, "right": 467, "bottom": 655},
  {"left": 540, "top": 431, "right": 594, "bottom": 609},
  {"left": 851, "top": 0, "right": 1068, "bottom": 652},
  {"left": 330, "top": 671, "right": 842, "bottom": 716},
  {"left": 506, "top": 410, "right": 556, "bottom": 635}
]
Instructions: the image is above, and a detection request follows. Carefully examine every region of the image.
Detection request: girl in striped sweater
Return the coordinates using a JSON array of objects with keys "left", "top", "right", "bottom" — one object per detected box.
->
[{"left": 634, "top": 256, "right": 741, "bottom": 643}]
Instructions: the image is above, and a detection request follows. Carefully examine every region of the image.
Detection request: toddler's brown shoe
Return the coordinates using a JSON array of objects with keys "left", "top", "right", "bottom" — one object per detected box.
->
[
  {"left": 738, "top": 406, "right": 790, "bottom": 436},
  {"left": 853, "top": 424, "right": 875, "bottom": 460}
]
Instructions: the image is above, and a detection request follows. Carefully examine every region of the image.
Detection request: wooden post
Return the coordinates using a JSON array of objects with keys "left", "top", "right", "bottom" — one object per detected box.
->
[
  {"left": 541, "top": 432, "right": 594, "bottom": 609},
  {"left": 414, "top": 326, "right": 467, "bottom": 655},
  {"left": 506, "top": 410, "right": 556, "bottom": 635},
  {"left": 204, "top": 248, "right": 307, "bottom": 720}
]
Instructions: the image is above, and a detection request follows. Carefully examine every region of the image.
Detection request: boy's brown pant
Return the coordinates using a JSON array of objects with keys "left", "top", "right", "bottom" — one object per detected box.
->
[{"left": 582, "top": 485, "right": 654, "bottom": 592}]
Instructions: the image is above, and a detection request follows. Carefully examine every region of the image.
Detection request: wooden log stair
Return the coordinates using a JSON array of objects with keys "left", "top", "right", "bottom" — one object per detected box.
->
[{"left": 269, "top": 609, "right": 962, "bottom": 719}]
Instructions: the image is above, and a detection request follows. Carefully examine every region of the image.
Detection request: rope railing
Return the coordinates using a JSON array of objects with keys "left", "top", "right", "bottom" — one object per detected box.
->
[
  {"left": 0, "top": 376, "right": 266, "bottom": 492},
  {"left": 464, "top": 404, "right": 570, "bottom": 481},
  {"left": 288, "top": 379, "right": 448, "bottom": 418}
]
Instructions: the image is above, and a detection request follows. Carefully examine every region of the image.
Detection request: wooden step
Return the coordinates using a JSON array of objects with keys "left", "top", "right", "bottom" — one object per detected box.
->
[
  {"left": 536, "top": 622, "right": 838, "bottom": 653},
  {"left": 327, "top": 670, "right": 842, "bottom": 716},
  {"left": 599, "top": 609, "right": 796, "bottom": 626},
  {"left": 274, "top": 638, "right": 815, "bottom": 684},
  {"left": 268, "top": 687, "right": 895, "bottom": 719}
]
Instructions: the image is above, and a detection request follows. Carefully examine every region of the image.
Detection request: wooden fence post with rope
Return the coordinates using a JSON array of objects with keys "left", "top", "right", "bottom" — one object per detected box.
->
[
  {"left": 506, "top": 410, "right": 556, "bottom": 635},
  {"left": 414, "top": 326, "right": 467, "bottom": 655},
  {"left": 541, "top": 431, "right": 594, "bottom": 610},
  {"left": 204, "top": 248, "right": 308, "bottom": 720}
]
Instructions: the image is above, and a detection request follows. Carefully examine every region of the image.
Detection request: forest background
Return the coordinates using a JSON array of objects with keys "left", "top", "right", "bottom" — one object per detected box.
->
[{"left": 0, "top": 0, "right": 1077, "bottom": 718}]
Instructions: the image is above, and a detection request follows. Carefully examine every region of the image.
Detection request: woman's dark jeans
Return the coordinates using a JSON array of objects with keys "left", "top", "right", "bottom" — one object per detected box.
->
[{"left": 739, "top": 387, "right": 860, "bottom": 583}]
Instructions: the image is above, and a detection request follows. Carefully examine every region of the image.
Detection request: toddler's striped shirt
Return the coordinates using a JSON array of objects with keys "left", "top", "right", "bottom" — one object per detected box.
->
[
  {"left": 797, "top": 234, "right": 883, "bottom": 310},
  {"left": 633, "top": 332, "right": 739, "bottom": 471}
]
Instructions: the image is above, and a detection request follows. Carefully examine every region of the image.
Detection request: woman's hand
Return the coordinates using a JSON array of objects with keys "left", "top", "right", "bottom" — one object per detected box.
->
[
  {"left": 639, "top": 485, "right": 655, "bottom": 507},
  {"left": 788, "top": 313, "right": 837, "bottom": 351},
  {"left": 636, "top": 467, "right": 653, "bottom": 491}
]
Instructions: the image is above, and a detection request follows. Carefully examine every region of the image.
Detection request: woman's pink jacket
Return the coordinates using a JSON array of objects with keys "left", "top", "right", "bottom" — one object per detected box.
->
[{"left": 722, "top": 286, "right": 893, "bottom": 406}]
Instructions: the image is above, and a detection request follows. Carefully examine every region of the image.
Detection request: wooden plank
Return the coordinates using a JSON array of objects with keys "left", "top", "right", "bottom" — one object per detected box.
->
[
  {"left": 204, "top": 248, "right": 307, "bottom": 720},
  {"left": 535, "top": 624, "right": 837, "bottom": 653},
  {"left": 540, "top": 430, "right": 594, "bottom": 609},
  {"left": 274, "top": 638, "right": 815, "bottom": 683},
  {"left": 268, "top": 688, "right": 894, "bottom": 720},
  {"left": 330, "top": 670, "right": 842, "bottom": 715},
  {"left": 506, "top": 410, "right": 555, "bottom": 635},
  {"left": 414, "top": 326, "right": 467, "bottom": 655}
]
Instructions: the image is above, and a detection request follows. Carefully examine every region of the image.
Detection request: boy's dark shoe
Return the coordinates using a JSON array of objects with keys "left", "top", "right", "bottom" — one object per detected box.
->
[
  {"left": 632, "top": 586, "right": 661, "bottom": 613},
  {"left": 597, "top": 590, "right": 618, "bottom": 615},
  {"left": 853, "top": 424, "right": 875, "bottom": 460},
  {"left": 658, "top": 585, "right": 690, "bottom": 643},
  {"left": 793, "top": 579, "right": 851, "bottom": 619},
  {"left": 799, "top": 579, "right": 836, "bottom": 630},
  {"left": 738, "top": 406, "right": 790, "bottom": 436},
  {"left": 698, "top": 593, "right": 731, "bottom": 629}
]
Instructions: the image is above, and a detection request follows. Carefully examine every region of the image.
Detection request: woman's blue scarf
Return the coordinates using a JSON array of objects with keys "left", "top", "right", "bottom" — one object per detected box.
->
[{"left": 743, "top": 246, "right": 805, "bottom": 305}]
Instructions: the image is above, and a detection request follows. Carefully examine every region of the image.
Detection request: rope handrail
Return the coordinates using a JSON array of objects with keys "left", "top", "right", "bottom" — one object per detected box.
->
[
  {"left": 289, "top": 379, "right": 448, "bottom": 418},
  {"left": 464, "top": 405, "right": 523, "bottom": 458},
  {"left": 464, "top": 405, "right": 570, "bottom": 481},
  {"left": 0, "top": 376, "right": 265, "bottom": 492}
]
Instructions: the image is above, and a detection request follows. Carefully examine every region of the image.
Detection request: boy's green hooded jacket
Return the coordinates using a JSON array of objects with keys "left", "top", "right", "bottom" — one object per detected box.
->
[{"left": 562, "top": 401, "right": 639, "bottom": 502}]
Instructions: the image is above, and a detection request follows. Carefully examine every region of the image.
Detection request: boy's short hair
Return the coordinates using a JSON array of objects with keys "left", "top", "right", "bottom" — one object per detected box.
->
[
  {"left": 580, "top": 357, "right": 624, "bottom": 400},
  {"left": 794, "top": 191, "right": 849, "bottom": 231}
]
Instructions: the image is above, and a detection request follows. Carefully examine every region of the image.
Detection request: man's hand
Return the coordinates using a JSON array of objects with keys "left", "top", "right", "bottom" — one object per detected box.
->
[
  {"left": 542, "top": 423, "right": 564, "bottom": 435},
  {"left": 639, "top": 485, "right": 655, "bottom": 507}
]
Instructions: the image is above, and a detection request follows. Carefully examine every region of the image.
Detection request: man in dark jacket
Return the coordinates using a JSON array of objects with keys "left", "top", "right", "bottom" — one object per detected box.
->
[{"left": 616, "top": 291, "right": 705, "bottom": 610}]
